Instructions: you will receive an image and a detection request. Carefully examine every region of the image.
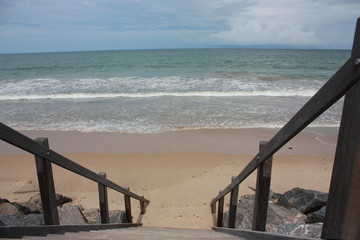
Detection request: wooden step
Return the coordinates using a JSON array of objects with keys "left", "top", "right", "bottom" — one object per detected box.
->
[{"left": 21, "top": 228, "right": 244, "bottom": 240}]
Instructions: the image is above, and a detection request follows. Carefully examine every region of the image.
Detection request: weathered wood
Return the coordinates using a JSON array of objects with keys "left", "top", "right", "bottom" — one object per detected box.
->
[
  {"left": 252, "top": 141, "right": 273, "bottom": 231},
  {"left": 213, "top": 227, "right": 315, "bottom": 240},
  {"left": 140, "top": 197, "right": 146, "bottom": 214},
  {"left": 34, "top": 138, "right": 60, "bottom": 225},
  {"left": 211, "top": 46, "right": 360, "bottom": 206},
  {"left": 124, "top": 187, "right": 132, "bottom": 223},
  {"left": 322, "top": 17, "right": 360, "bottom": 240},
  {"left": 0, "top": 122, "right": 150, "bottom": 205},
  {"left": 0, "top": 223, "right": 142, "bottom": 238},
  {"left": 211, "top": 202, "right": 217, "bottom": 226},
  {"left": 217, "top": 194, "right": 225, "bottom": 227},
  {"left": 228, "top": 177, "right": 239, "bottom": 228},
  {"left": 98, "top": 172, "right": 109, "bottom": 224}
]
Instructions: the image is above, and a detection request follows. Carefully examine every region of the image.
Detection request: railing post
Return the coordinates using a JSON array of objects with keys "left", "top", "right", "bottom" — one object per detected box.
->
[
  {"left": 217, "top": 191, "right": 224, "bottom": 227},
  {"left": 211, "top": 202, "right": 217, "bottom": 226},
  {"left": 98, "top": 172, "right": 109, "bottom": 224},
  {"left": 140, "top": 196, "right": 146, "bottom": 214},
  {"left": 252, "top": 141, "right": 273, "bottom": 231},
  {"left": 228, "top": 176, "right": 239, "bottom": 228},
  {"left": 34, "top": 138, "right": 59, "bottom": 225},
  {"left": 124, "top": 187, "right": 132, "bottom": 223},
  {"left": 322, "top": 17, "right": 360, "bottom": 240}
]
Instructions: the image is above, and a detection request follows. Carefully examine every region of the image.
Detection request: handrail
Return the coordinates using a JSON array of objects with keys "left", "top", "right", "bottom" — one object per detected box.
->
[
  {"left": 210, "top": 48, "right": 360, "bottom": 206},
  {"left": 0, "top": 122, "right": 150, "bottom": 205}
]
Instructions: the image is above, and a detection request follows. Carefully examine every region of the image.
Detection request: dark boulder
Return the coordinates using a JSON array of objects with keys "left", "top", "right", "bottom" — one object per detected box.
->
[
  {"left": 306, "top": 206, "right": 326, "bottom": 223},
  {"left": 277, "top": 188, "right": 327, "bottom": 214},
  {"left": 223, "top": 194, "right": 306, "bottom": 230},
  {"left": 0, "top": 198, "right": 10, "bottom": 204}
]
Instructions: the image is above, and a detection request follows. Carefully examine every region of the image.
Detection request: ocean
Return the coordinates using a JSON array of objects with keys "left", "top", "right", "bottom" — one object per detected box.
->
[{"left": 0, "top": 49, "right": 350, "bottom": 133}]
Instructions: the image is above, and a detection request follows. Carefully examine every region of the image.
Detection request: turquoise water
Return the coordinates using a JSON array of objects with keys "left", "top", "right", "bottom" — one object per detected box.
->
[{"left": 0, "top": 49, "right": 350, "bottom": 132}]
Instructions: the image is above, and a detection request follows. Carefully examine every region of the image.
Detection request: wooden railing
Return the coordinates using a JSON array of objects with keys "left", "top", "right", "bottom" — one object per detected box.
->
[
  {"left": 0, "top": 122, "right": 150, "bottom": 226},
  {"left": 210, "top": 17, "right": 360, "bottom": 240}
]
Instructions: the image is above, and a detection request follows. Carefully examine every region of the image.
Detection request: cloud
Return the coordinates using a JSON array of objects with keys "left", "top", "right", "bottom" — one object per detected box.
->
[
  {"left": 0, "top": 0, "right": 359, "bottom": 53},
  {"left": 210, "top": 0, "right": 359, "bottom": 48}
]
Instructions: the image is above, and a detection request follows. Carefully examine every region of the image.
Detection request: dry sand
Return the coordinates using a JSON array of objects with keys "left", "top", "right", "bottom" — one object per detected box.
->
[{"left": 0, "top": 127, "right": 338, "bottom": 229}]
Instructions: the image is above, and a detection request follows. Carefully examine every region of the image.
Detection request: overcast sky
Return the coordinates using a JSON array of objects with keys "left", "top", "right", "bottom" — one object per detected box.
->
[{"left": 0, "top": 0, "right": 359, "bottom": 53}]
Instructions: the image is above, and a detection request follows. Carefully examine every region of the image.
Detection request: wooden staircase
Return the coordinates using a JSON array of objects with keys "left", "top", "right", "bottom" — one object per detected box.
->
[{"left": 19, "top": 228, "right": 244, "bottom": 240}]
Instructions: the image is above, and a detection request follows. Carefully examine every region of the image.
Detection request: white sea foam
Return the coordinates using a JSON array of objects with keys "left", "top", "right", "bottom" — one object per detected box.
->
[{"left": 0, "top": 90, "right": 317, "bottom": 101}]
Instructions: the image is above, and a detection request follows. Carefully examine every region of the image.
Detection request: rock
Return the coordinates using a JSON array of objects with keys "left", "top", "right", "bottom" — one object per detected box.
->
[
  {"left": 0, "top": 214, "right": 44, "bottom": 226},
  {"left": 266, "top": 223, "right": 323, "bottom": 238},
  {"left": 58, "top": 205, "right": 88, "bottom": 225},
  {"left": 28, "top": 193, "right": 73, "bottom": 213},
  {"left": 290, "top": 223, "right": 323, "bottom": 238},
  {"left": 267, "top": 202, "right": 306, "bottom": 224},
  {"left": 0, "top": 203, "right": 23, "bottom": 215},
  {"left": 82, "top": 208, "right": 127, "bottom": 224},
  {"left": 20, "top": 201, "right": 40, "bottom": 214},
  {"left": 82, "top": 208, "right": 100, "bottom": 224},
  {"left": 10, "top": 202, "right": 31, "bottom": 215},
  {"left": 55, "top": 194, "right": 73, "bottom": 206},
  {"left": 0, "top": 198, "right": 10, "bottom": 204},
  {"left": 277, "top": 188, "right": 328, "bottom": 214},
  {"left": 0, "top": 219, "right": 4, "bottom": 226},
  {"left": 224, "top": 194, "right": 306, "bottom": 230},
  {"left": 267, "top": 223, "right": 303, "bottom": 235},
  {"left": 306, "top": 206, "right": 326, "bottom": 223},
  {"left": 109, "top": 210, "right": 127, "bottom": 223}
]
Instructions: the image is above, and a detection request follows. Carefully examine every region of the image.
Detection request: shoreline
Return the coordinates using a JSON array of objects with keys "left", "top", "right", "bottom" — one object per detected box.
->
[
  {"left": 0, "top": 127, "right": 338, "bottom": 229},
  {"left": 0, "top": 127, "right": 339, "bottom": 156}
]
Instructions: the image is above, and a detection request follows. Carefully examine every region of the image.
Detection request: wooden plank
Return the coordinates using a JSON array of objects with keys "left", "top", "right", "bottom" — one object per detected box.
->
[
  {"left": 98, "top": 172, "right": 109, "bottom": 224},
  {"left": 213, "top": 227, "right": 315, "bottom": 240},
  {"left": 322, "top": 17, "right": 360, "bottom": 240},
  {"left": 0, "top": 224, "right": 142, "bottom": 238},
  {"left": 124, "top": 187, "right": 133, "bottom": 223},
  {"left": 0, "top": 122, "right": 150, "bottom": 205},
  {"left": 211, "top": 47, "right": 360, "bottom": 206},
  {"left": 217, "top": 194, "right": 224, "bottom": 227},
  {"left": 228, "top": 177, "right": 239, "bottom": 228},
  {"left": 252, "top": 141, "right": 273, "bottom": 231},
  {"left": 34, "top": 138, "right": 60, "bottom": 225}
]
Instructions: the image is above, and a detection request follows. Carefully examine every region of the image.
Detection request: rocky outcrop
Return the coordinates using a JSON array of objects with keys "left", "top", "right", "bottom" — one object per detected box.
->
[
  {"left": 223, "top": 187, "right": 328, "bottom": 238},
  {"left": 223, "top": 194, "right": 306, "bottom": 230},
  {"left": 277, "top": 188, "right": 328, "bottom": 214},
  {"left": 0, "top": 193, "right": 127, "bottom": 226}
]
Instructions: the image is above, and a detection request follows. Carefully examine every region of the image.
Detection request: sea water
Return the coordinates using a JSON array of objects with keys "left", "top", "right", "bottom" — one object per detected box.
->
[{"left": 0, "top": 49, "right": 350, "bottom": 133}]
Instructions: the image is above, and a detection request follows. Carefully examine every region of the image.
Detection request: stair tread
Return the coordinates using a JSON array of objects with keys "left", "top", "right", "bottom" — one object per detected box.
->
[{"left": 21, "top": 227, "right": 245, "bottom": 240}]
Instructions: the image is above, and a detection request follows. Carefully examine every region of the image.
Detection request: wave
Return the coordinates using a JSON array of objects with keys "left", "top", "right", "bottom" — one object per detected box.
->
[{"left": 0, "top": 90, "right": 317, "bottom": 101}]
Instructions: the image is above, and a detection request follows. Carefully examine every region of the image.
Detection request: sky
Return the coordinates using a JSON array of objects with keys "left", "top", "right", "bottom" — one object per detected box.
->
[{"left": 0, "top": 0, "right": 359, "bottom": 53}]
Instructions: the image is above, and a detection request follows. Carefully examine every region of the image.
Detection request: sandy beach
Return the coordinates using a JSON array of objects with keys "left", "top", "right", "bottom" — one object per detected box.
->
[{"left": 0, "top": 127, "right": 338, "bottom": 229}]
